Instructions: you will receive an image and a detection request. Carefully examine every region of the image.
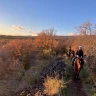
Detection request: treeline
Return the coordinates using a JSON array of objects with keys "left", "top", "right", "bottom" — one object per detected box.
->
[{"left": 0, "top": 35, "right": 36, "bottom": 39}]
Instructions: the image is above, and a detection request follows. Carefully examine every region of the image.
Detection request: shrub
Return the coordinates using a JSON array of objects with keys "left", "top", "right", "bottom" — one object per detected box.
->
[
  {"left": 40, "top": 49, "right": 52, "bottom": 59},
  {"left": 22, "top": 69, "right": 41, "bottom": 85},
  {"left": 43, "top": 76, "right": 66, "bottom": 96},
  {"left": 1, "top": 39, "right": 36, "bottom": 59}
]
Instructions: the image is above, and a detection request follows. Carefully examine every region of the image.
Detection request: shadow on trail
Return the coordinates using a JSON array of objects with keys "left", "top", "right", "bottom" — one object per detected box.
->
[{"left": 68, "top": 80, "right": 88, "bottom": 96}]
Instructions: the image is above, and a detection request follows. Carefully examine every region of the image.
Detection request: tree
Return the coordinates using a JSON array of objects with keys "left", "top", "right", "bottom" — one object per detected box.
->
[
  {"left": 35, "top": 28, "right": 56, "bottom": 51},
  {"left": 75, "top": 20, "right": 94, "bottom": 35}
]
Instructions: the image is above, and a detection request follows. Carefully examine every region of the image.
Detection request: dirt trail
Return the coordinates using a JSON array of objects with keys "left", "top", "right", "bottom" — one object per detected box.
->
[{"left": 68, "top": 80, "right": 88, "bottom": 96}]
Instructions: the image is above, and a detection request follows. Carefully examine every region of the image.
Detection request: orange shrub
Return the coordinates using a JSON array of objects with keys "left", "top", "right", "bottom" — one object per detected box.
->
[
  {"left": 1, "top": 39, "right": 36, "bottom": 59},
  {"left": 35, "top": 28, "right": 56, "bottom": 50}
]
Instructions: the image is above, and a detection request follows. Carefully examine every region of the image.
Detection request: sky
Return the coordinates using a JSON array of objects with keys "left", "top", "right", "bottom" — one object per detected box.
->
[{"left": 0, "top": 0, "right": 96, "bottom": 36}]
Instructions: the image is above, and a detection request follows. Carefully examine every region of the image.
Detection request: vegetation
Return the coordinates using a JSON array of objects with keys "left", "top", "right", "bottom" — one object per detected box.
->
[
  {"left": 75, "top": 20, "right": 96, "bottom": 35},
  {"left": 0, "top": 27, "right": 96, "bottom": 95},
  {"left": 43, "top": 76, "right": 66, "bottom": 96}
]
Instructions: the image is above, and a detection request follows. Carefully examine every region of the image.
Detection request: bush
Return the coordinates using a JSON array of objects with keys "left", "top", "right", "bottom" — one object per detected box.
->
[
  {"left": 40, "top": 49, "right": 52, "bottom": 59},
  {"left": 43, "top": 76, "right": 66, "bottom": 96},
  {"left": 23, "top": 71, "right": 40, "bottom": 85},
  {"left": 1, "top": 39, "right": 36, "bottom": 59}
]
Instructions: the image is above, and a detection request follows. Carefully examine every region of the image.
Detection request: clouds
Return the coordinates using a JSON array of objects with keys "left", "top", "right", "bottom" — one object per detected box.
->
[
  {"left": 68, "top": 32, "right": 80, "bottom": 36},
  {"left": 68, "top": 32, "right": 74, "bottom": 36},
  {"left": 12, "top": 25, "right": 24, "bottom": 30},
  {"left": 12, "top": 25, "right": 38, "bottom": 36}
]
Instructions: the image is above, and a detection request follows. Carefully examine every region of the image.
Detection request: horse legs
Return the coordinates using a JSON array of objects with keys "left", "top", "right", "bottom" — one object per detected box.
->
[
  {"left": 76, "top": 73, "right": 80, "bottom": 80},
  {"left": 73, "top": 71, "right": 77, "bottom": 81},
  {"left": 76, "top": 70, "right": 80, "bottom": 80},
  {"left": 73, "top": 70, "right": 80, "bottom": 81}
]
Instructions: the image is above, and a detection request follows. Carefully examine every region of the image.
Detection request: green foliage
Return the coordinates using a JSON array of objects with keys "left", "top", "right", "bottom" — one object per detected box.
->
[
  {"left": 64, "top": 64, "right": 73, "bottom": 81},
  {"left": 80, "top": 68, "right": 89, "bottom": 81},
  {"left": 23, "top": 71, "right": 40, "bottom": 85}
]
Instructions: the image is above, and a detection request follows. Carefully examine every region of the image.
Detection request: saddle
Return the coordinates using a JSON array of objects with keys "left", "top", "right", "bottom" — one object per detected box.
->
[{"left": 72, "top": 57, "right": 84, "bottom": 68}]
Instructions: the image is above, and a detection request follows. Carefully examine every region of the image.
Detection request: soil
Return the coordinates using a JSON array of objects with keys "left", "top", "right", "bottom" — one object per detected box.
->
[{"left": 68, "top": 80, "right": 88, "bottom": 96}]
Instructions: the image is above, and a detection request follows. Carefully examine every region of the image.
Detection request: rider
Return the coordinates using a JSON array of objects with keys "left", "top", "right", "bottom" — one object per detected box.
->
[
  {"left": 72, "top": 46, "right": 84, "bottom": 67},
  {"left": 76, "top": 46, "right": 84, "bottom": 58},
  {"left": 68, "top": 46, "right": 75, "bottom": 57}
]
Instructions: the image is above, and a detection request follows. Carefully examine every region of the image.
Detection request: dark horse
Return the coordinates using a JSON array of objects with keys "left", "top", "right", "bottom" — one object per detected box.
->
[
  {"left": 68, "top": 49, "right": 75, "bottom": 59},
  {"left": 70, "top": 50, "right": 75, "bottom": 59},
  {"left": 73, "top": 57, "right": 83, "bottom": 81}
]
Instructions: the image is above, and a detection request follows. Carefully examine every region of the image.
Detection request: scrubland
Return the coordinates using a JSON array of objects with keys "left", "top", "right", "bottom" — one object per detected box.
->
[{"left": 0, "top": 33, "right": 96, "bottom": 96}]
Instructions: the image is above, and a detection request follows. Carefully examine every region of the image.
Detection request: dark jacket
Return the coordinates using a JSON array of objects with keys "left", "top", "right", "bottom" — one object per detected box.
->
[{"left": 76, "top": 49, "right": 84, "bottom": 57}]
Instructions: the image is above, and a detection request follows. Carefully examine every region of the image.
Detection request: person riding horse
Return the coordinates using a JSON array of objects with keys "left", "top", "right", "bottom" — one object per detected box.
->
[
  {"left": 72, "top": 46, "right": 84, "bottom": 68},
  {"left": 68, "top": 46, "right": 75, "bottom": 58}
]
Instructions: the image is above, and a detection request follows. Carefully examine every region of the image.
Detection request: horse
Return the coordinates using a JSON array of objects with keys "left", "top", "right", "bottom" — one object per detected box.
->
[{"left": 73, "top": 57, "right": 83, "bottom": 81}]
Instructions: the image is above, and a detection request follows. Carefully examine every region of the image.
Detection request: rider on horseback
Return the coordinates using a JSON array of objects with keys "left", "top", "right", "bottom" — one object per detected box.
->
[
  {"left": 76, "top": 46, "right": 83, "bottom": 58},
  {"left": 68, "top": 46, "right": 75, "bottom": 58},
  {"left": 72, "top": 46, "right": 84, "bottom": 68}
]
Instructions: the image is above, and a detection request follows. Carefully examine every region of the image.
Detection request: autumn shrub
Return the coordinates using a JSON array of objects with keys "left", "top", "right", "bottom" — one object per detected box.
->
[
  {"left": 0, "top": 57, "right": 22, "bottom": 80},
  {"left": 35, "top": 28, "right": 56, "bottom": 50},
  {"left": 1, "top": 39, "right": 39, "bottom": 69},
  {"left": 1, "top": 39, "right": 36, "bottom": 59},
  {"left": 70, "top": 36, "right": 96, "bottom": 55},
  {"left": 43, "top": 76, "right": 66, "bottom": 96}
]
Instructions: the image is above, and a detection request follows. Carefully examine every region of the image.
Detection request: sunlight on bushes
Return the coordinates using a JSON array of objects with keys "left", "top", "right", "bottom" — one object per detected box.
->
[{"left": 43, "top": 76, "right": 66, "bottom": 96}]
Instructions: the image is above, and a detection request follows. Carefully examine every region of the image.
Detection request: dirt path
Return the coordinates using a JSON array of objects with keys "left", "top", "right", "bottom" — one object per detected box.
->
[{"left": 68, "top": 80, "right": 88, "bottom": 96}]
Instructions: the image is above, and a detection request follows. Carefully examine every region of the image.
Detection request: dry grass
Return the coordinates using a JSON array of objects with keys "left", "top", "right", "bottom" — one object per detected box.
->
[{"left": 43, "top": 76, "right": 66, "bottom": 96}]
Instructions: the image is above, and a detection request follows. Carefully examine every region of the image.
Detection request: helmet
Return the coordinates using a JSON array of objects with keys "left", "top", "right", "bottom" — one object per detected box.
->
[{"left": 79, "top": 46, "right": 82, "bottom": 49}]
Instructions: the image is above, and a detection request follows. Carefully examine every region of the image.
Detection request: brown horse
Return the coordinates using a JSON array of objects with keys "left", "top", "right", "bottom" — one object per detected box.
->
[{"left": 73, "top": 57, "right": 83, "bottom": 81}]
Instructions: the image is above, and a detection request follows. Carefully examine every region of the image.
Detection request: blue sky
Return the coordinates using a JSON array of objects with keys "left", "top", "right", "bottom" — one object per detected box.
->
[{"left": 0, "top": 0, "right": 96, "bottom": 36}]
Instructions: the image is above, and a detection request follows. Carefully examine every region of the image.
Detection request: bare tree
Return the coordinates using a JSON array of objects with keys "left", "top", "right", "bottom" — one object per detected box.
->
[{"left": 75, "top": 20, "right": 93, "bottom": 35}]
